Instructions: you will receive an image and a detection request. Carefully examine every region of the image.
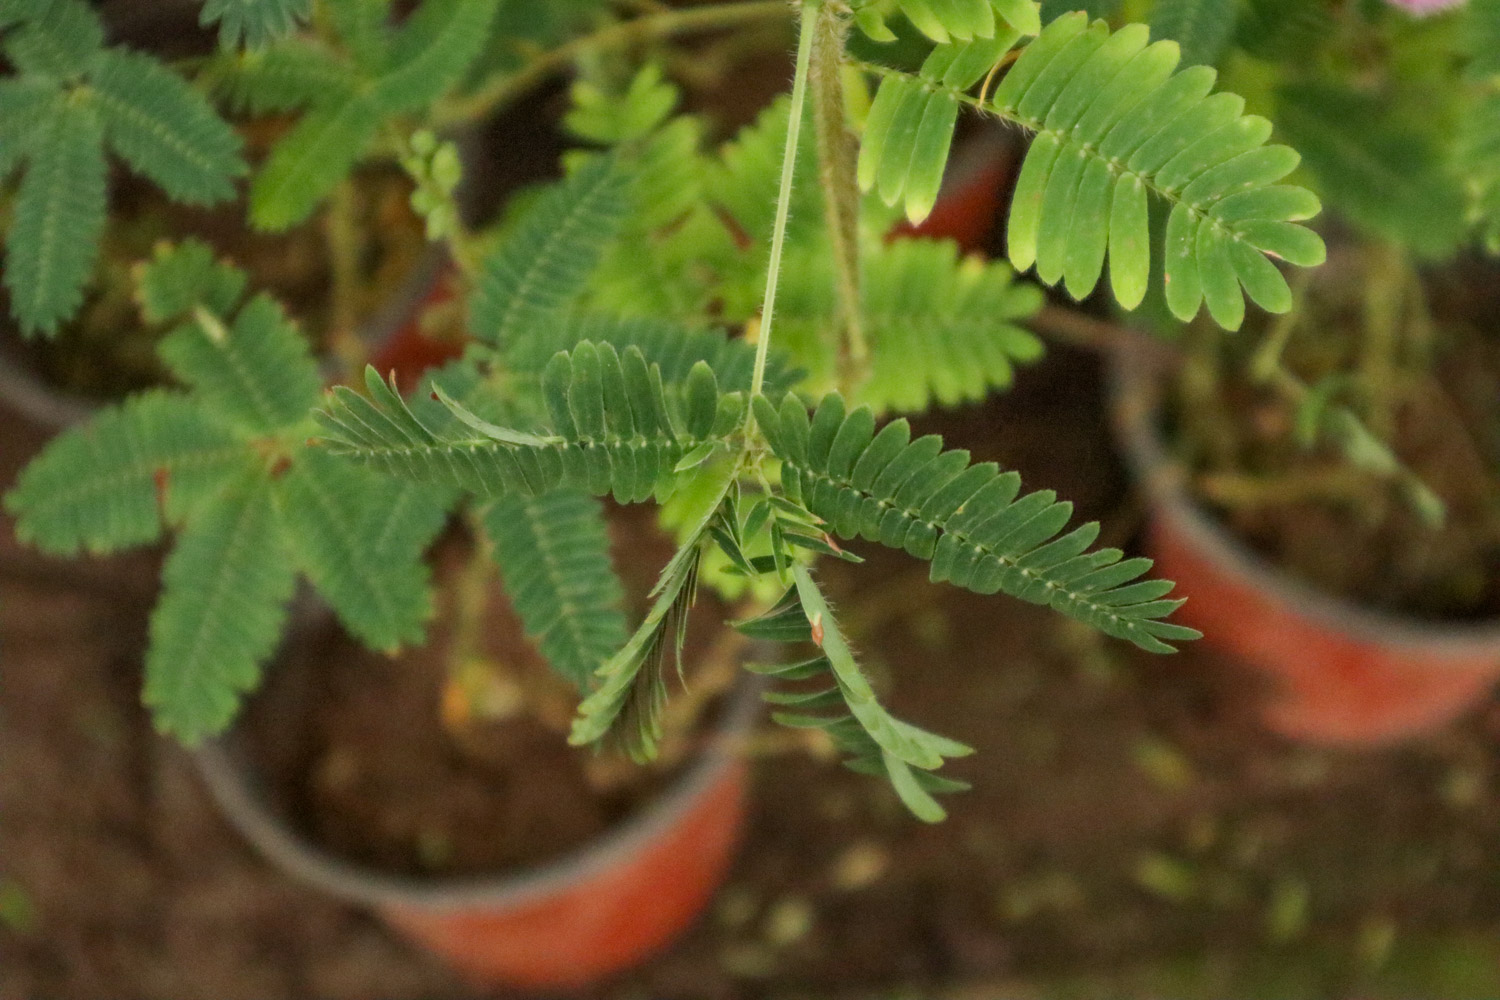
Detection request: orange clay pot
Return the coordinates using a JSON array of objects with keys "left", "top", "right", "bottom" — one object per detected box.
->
[
  {"left": 1111, "top": 347, "right": 1500, "bottom": 746},
  {"left": 194, "top": 658, "right": 759, "bottom": 990}
]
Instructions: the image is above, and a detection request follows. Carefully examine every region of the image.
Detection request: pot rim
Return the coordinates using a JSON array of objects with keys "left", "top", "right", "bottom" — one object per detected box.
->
[
  {"left": 193, "top": 632, "right": 762, "bottom": 913},
  {"left": 1109, "top": 343, "right": 1500, "bottom": 654}
]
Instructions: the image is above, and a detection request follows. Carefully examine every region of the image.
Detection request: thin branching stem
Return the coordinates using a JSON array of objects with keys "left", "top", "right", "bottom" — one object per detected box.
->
[{"left": 749, "top": 0, "right": 819, "bottom": 404}]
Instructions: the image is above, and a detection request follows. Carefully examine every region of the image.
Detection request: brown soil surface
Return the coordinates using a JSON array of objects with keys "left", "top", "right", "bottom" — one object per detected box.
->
[
  {"left": 245, "top": 518, "right": 720, "bottom": 878},
  {"left": 8, "top": 347, "right": 1500, "bottom": 1000}
]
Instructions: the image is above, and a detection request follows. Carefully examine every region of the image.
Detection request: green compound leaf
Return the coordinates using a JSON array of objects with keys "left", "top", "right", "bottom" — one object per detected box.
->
[
  {"left": 507, "top": 314, "right": 800, "bottom": 396},
  {"left": 1, "top": 0, "right": 102, "bottom": 79},
  {"left": 372, "top": 0, "right": 501, "bottom": 112},
  {"left": 243, "top": 0, "right": 501, "bottom": 227},
  {"left": 3, "top": 101, "right": 106, "bottom": 336},
  {"left": 568, "top": 458, "right": 735, "bottom": 761},
  {"left": 135, "top": 238, "right": 248, "bottom": 325},
  {"left": 144, "top": 472, "right": 295, "bottom": 743},
  {"left": 200, "top": 0, "right": 312, "bottom": 50},
  {"left": 0, "top": 76, "right": 56, "bottom": 181},
  {"left": 856, "top": 240, "right": 1046, "bottom": 413},
  {"left": 566, "top": 63, "right": 679, "bottom": 145},
  {"left": 158, "top": 292, "right": 323, "bottom": 436},
  {"left": 733, "top": 570, "right": 973, "bottom": 822},
  {"left": 249, "top": 91, "right": 383, "bottom": 230},
  {"left": 482, "top": 489, "right": 628, "bottom": 691},
  {"left": 218, "top": 37, "right": 356, "bottom": 115},
  {"left": 317, "top": 344, "right": 735, "bottom": 505},
  {"left": 755, "top": 392, "right": 1201, "bottom": 654},
  {"left": 276, "top": 449, "right": 453, "bottom": 653},
  {"left": 4, "top": 392, "right": 249, "bottom": 555},
  {"left": 860, "top": 14, "right": 1325, "bottom": 327},
  {"left": 995, "top": 14, "right": 1322, "bottom": 326},
  {"left": 91, "top": 49, "right": 247, "bottom": 205},
  {"left": 776, "top": 238, "right": 1045, "bottom": 411},
  {"left": 470, "top": 156, "right": 632, "bottom": 350}
]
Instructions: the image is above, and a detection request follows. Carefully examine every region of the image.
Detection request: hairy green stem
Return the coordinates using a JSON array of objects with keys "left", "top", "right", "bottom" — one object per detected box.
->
[
  {"left": 749, "top": 0, "right": 820, "bottom": 403},
  {"left": 809, "top": 2, "right": 868, "bottom": 394},
  {"left": 435, "top": 0, "right": 789, "bottom": 126},
  {"left": 1358, "top": 241, "right": 1407, "bottom": 440}
]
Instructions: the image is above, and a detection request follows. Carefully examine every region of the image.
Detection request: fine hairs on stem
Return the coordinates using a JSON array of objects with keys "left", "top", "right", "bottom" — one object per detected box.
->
[{"left": 748, "top": 0, "right": 819, "bottom": 405}]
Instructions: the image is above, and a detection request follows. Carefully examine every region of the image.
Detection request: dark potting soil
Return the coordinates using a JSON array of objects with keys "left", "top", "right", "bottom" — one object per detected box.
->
[
  {"left": 239, "top": 512, "right": 732, "bottom": 879},
  {"left": 11, "top": 345, "right": 1500, "bottom": 999}
]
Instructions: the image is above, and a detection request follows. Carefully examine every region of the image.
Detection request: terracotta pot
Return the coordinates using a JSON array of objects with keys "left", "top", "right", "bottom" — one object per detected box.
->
[
  {"left": 193, "top": 626, "right": 760, "bottom": 990},
  {"left": 1110, "top": 346, "right": 1500, "bottom": 745}
]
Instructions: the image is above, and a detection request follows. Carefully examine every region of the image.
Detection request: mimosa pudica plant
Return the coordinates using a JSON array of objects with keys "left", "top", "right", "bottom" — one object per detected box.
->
[{"left": 5, "top": 0, "right": 1334, "bottom": 821}]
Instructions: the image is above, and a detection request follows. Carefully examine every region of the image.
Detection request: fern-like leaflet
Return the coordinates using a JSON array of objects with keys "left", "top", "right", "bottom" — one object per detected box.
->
[
  {"left": 248, "top": 0, "right": 501, "bottom": 229},
  {"left": 738, "top": 567, "right": 974, "bottom": 822},
  {"left": 143, "top": 471, "right": 298, "bottom": 741},
  {"left": 567, "top": 459, "right": 737, "bottom": 761},
  {"left": 851, "top": 0, "right": 1041, "bottom": 44},
  {"left": 778, "top": 238, "right": 1044, "bottom": 412},
  {"left": 858, "top": 13, "right": 1327, "bottom": 328},
  {"left": 469, "top": 157, "right": 632, "bottom": 349},
  {"left": 0, "top": 0, "right": 245, "bottom": 334},
  {"left": 200, "top": 0, "right": 311, "bottom": 50},
  {"left": 753, "top": 392, "right": 1201, "bottom": 654},
  {"left": 3, "top": 103, "right": 108, "bottom": 336},
  {"left": 481, "top": 489, "right": 629, "bottom": 692},
  {"left": 217, "top": 36, "right": 355, "bottom": 115},
  {"left": 5, "top": 241, "right": 453, "bottom": 740},
  {"left": 318, "top": 343, "right": 744, "bottom": 505}
]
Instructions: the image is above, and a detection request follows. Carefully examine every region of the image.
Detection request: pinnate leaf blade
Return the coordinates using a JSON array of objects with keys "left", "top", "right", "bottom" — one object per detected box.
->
[{"left": 144, "top": 473, "right": 295, "bottom": 743}]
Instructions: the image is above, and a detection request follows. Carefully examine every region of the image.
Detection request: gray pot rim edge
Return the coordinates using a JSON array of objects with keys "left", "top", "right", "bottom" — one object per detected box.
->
[
  {"left": 1109, "top": 343, "right": 1500, "bottom": 658},
  {"left": 193, "top": 643, "right": 763, "bottom": 913}
]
